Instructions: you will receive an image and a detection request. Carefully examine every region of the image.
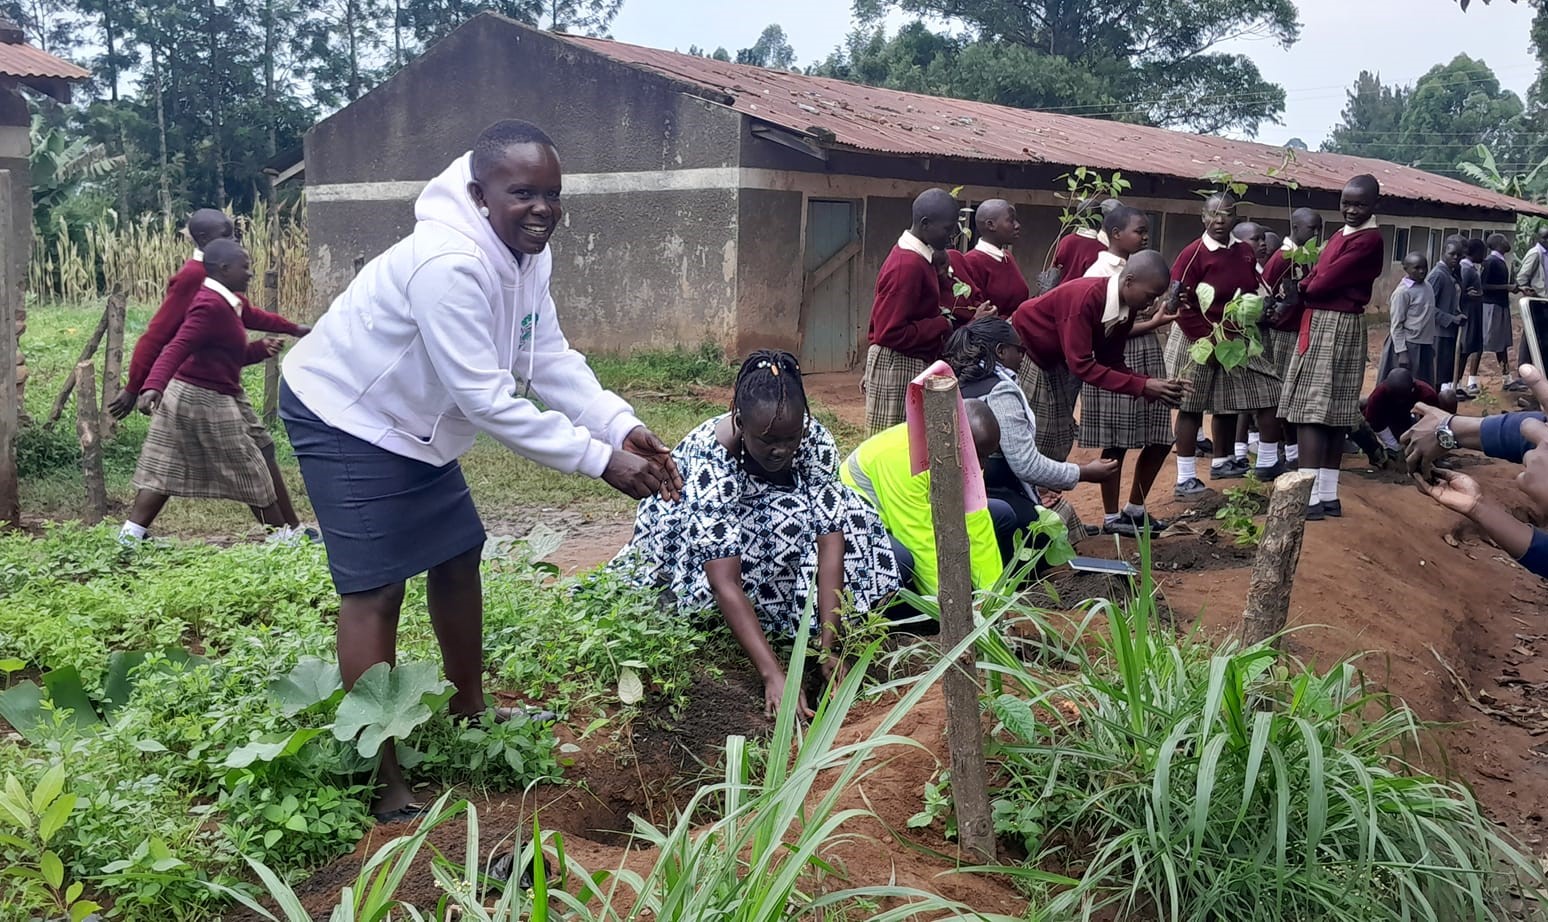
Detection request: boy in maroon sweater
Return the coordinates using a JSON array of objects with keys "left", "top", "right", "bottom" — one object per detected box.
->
[
  {"left": 1167, "top": 193, "right": 1286, "bottom": 500},
  {"left": 122, "top": 240, "right": 310, "bottom": 541},
  {"left": 1261, "top": 208, "right": 1324, "bottom": 468},
  {"left": 1013, "top": 250, "right": 1187, "bottom": 461},
  {"left": 1278, "top": 175, "right": 1386, "bottom": 520},
  {"left": 949, "top": 199, "right": 1029, "bottom": 315},
  {"left": 864, "top": 188, "right": 964, "bottom": 435}
]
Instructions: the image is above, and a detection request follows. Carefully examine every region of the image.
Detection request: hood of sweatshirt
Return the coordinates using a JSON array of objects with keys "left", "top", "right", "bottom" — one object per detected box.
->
[{"left": 413, "top": 152, "right": 522, "bottom": 287}]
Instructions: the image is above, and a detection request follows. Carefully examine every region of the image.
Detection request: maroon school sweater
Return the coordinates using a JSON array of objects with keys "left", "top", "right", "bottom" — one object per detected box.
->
[
  {"left": 1011, "top": 277, "right": 1147, "bottom": 398},
  {"left": 1171, "top": 238, "right": 1262, "bottom": 340},
  {"left": 143, "top": 285, "right": 304, "bottom": 396},
  {"left": 951, "top": 247, "right": 1030, "bottom": 316},
  {"left": 868, "top": 245, "right": 952, "bottom": 360},
  {"left": 1052, "top": 232, "right": 1104, "bottom": 285},
  {"left": 126, "top": 258, "right": 204, "bottom": 393},
  {"left": 1300, "top": 226, "right": 1385, "bottom": 314}
]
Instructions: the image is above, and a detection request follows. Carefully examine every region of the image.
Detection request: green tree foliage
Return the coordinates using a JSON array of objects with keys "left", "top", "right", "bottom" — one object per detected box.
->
[
  {"left": 735, "top": 24, "right": 796, "bottom": 70},
  {"left": 818, "top": 0, "right": 1300, "bottom": 135}
]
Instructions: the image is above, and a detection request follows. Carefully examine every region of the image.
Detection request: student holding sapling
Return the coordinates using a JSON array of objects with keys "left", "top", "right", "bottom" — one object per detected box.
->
[
  {"left": 613, "top": 351, "right": 901, "bottom": 720},
  {"left": 1261, "top": 208, "right": 1324, "bottom": 469},
  {"left": 1278, "top": 175, "right": 1386, "bottom": 520},
  {"left": 279, "top": 120, "right": 681, "bottom": 823},
  {"left": 1166, "top": 192, "right": 1287, "bottom": 500}
]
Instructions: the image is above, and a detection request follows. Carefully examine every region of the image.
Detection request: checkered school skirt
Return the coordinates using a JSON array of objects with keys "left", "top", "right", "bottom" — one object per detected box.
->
[
  {"left": 1079, "top": 331, "right": 1173, "bottom": 449},
  {"left": 1166, "top": 327, "right": 1282, "bottom": 415},
  {"left": 863, "top": 345, "right": 925, "bottom": 436},
  {"left": 1025, "top": 362, "right": 1081, "bottom": 461},
  {"left": 132, "top": 379, "right": 276, "bottom": 507},
  {"left": 1278, "top": 311, "right": 1367, "bottom": 428},
  {"left": 1267, "top": 327, "right": 1298, "bottom": 380}
]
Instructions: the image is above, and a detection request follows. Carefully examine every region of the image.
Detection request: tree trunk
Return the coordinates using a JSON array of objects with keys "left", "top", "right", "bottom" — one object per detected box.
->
[
  {"left": 1241, "top": 470, "right": 1317, "bottom": 647},
  {"left": 0, "top": 174, "right": 19, "bottom": 528},
  {"left": 923, "top": 376, "right": 996, "bottom": 863},
  {"left": 393, "top": 0, "right": 402, "bottom": 66},
  {"left": 152, "top": 45, "right": 172, "bottom": 218},
  {"left": 346, "top": 0, "right": 361, "bottom": 100},
  {"left": 206, "top": 0, "right": 228, "bottom": 209},
  {"left": 103, "top": 4, "right": 118, "bottom": 101},
  {"left": 264, "top": 0, "right": 277, "bottom": 166},
  {"left": 75, "top": 362, "right": 107, "bottom": 524},
  {"left": 100, "top": 290, "right": 125, "bottom": 440}
]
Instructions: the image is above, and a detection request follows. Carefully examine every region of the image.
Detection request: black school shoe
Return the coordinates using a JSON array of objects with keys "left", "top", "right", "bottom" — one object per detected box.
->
[
  {"left": 1321, "top": 499, "right": 1343, "bottom": 518},
  {"left": 1212, "top": 458, "right": 1251, "bottom": 480},
  {"left": 1104, "top": 511, "right": 1170, "bottom": 537},
  {"left": 1305, "top": 502, "right": 1325, "bottom": 521}
]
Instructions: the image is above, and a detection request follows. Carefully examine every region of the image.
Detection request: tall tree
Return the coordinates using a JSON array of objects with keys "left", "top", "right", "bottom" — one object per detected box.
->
[
  {"left": 1321, "top": 72, "right": 1410, "bottom": 163},
  {"left": 837, "top": 0, "right": 1299, "bottom": 134},
  {"left": 736, "top": 24, "right": 796, "bottom": 70},
  {"left": 401, "top": 0, "right": 621, "bottom": 45}
]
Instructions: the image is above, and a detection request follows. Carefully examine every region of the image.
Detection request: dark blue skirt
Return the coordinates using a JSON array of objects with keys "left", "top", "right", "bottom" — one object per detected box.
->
[{"left": 279, "top": 381, "right": 485, "bottom": 594}]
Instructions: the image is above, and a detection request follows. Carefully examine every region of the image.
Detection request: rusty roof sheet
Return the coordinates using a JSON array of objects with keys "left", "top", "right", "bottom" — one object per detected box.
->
[
  {"left": 562, "top": 33, "right": 1547, "bottom": 217},
  {"left": 0, "top": 41, "right": 90, "bottom": 80}
]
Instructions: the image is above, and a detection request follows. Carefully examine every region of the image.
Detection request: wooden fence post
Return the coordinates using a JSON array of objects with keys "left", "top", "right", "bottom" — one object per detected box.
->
[
  {"left": 1241, "top": 470, "right": 1317, "bottom": 647},
  {"left": 261, "top": 267, "right": 281, "bottom": 425},
  {"left": 44, "top": 298, "right": 112, "bottom": 429},
  {"left": 923, "top": 375, "right": 996, "bottom": 863},
  {"left": 100, "top": 288, "right": 126, "bottom": 439},
  {"left": 75, "top": 361, "right": 106, "bottom": 524},
  {"left": 0, "top": 172, "right": 19, "bottom": 528}
]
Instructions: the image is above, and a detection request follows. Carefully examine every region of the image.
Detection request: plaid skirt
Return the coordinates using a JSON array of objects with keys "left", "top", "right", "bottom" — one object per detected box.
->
[
  {"left": 1024, "top": 361, "right": 1081, "bottom": 461},
  {"left": 1169, "top": 329, "right": 1282, "bottom": 415},
  {"left": 1267, "top": 327, "right": 1298, "bottom": 380},
  {"left": 1278, "top": 311, "right": 1367, "bottom": 428},
  {"left": 132, "top": 379, "right": 277, "bottom": 506},
  {"left": 864, "top": 345, "right": 925, "bottom": 436},
  {"left": 1079, "top": 331, "right": 1173, "bottom": 449}
]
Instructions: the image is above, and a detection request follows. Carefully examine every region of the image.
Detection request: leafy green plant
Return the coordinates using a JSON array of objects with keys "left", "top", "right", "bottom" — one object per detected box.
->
[
  {"left": 980, "top": 539, "right": 1548, "bottom": 921},
  {"left": 1215, "top": 478, "right": 1267, "bottom": 547},
  {"left": 1056, "top": 167, "right": 1131, "bottom": 231},
  {"left": 1287, "top": 236, "right": 1324, "bottom": 268},
  {"left": 0, "top": 764, "right": 102, "bottom": 922},
  {"left": 1187, "top": 281, "right": 1267, "bottom": 370}
]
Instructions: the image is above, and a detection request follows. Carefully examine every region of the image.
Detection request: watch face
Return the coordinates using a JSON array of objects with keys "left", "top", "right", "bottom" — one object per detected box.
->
[{"left": 1438, "top": 428, "right": 1458, "bottom": 450}]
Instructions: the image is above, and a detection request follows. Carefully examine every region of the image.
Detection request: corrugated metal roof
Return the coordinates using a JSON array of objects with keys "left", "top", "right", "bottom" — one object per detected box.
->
[
  {"left": 562, "top": 33, "right": 1547, "bottom": 217},
  {"left": 0, "top": 41, "right": 90, "bottom": 80}
]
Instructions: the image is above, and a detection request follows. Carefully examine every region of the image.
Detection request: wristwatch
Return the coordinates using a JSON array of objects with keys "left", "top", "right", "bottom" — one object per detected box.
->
[{"left": 1437, "top": 415, "right": 1459, "bottom": 451}]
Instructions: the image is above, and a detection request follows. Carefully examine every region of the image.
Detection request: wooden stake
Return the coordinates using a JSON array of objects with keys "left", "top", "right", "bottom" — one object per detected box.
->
[
  {"left": 1241, "top": 470, "right": 1316, "bottom": 647},
  {"left": 0, "top": 173, "right": 19, "bottom": 527},
  {"left": 261, "top": 268, "right": 281, "bottom": 425},
  {"left": 75, "top": 362, "right": 107, "bottom": 524},
  {"left": 100, "top": 289, "right": 126, "bottom": 439},
  {"left": 923, "top": 375, "right": 996, "bottom": 863},
  {"left": 44, "top": 300, "right": 112, "bottom": 428}
]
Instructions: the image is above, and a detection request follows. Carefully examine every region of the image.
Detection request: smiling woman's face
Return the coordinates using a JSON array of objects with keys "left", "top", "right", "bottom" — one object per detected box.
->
[{"left": 469, "top": 142, "right": 564, "bottom": 256}]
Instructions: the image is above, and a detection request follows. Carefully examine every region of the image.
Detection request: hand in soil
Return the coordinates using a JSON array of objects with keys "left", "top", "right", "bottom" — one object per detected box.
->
[
  {"left": 1414, "top": 470, "right": 1482, "bottom": 517},
  {"left": 820, "top": 652, "right": 848, "bottom": 694},
  {"left": 765, "top": 674, "right": 814, "bottom": 720}
]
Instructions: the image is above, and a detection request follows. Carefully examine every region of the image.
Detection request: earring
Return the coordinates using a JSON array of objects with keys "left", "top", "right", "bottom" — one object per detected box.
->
[{"left": 479, "top": 206, "right": 490, "bottom": 218}]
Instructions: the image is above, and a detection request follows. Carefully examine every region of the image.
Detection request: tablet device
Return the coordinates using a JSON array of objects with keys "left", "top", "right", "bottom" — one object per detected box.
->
[
  {"left": 1068, "top": 556, "right": 1139, "bottom": 577},
  {"left": 1520, "top": 296, "right": 1548, "bottom": 370}
]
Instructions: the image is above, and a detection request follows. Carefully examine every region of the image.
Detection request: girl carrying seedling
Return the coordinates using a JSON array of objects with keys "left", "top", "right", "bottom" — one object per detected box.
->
[{"left": 613, "top": 350, "right": 901, "bottom": 720}]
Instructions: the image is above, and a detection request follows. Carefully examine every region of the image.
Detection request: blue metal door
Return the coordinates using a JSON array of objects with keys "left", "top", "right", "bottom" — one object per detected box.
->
[{"left": 800, "top": 199, "right": 862, "bottom": 372}]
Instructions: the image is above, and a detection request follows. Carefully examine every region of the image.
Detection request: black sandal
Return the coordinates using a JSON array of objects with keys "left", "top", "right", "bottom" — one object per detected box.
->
[{"left": 371, "top": 802, "right": 428, "bottom": 825}]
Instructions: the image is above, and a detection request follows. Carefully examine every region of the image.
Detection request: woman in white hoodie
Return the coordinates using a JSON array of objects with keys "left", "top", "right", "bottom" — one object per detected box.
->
[{"left": 280, "top": 120, "right": 680, "bottom": 821}]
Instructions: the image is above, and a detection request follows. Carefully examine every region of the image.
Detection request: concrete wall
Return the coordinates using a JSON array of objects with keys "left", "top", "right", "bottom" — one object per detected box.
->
[
  {"left": 732, "top": 187, "right": 803, "bottom": 355},
  {"left": 0, "top": 82, "right": 29, "bottom": 295},
  {"left": 302, "top": 14, "right": 743, "bottom": 353}
]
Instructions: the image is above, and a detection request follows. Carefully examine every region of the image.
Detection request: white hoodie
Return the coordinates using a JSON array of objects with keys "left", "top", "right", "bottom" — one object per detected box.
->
[{"left": 283, "top": 154, "right": 641, "bottom": 477}]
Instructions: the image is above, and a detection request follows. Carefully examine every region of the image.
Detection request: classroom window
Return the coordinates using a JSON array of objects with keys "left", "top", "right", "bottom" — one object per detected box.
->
[
  {"left": 1394, "top": 228, "right": 1410, "bottom": 261},
  {"left": 1379, "top": 224, "right": 1397, "bottom": 263}
]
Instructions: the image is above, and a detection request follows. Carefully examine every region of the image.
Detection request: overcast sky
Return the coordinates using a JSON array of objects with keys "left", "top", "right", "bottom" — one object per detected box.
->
[{"left": 606, "top": 0, "right": 1541, "bottom": 148}]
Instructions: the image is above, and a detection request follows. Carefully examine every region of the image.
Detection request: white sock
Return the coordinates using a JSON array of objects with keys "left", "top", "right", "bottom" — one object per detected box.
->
[
  {"left": 120, "top": 521, "right": 147, "bottom": 540},
  {"left": 1104, "top": 512, "right": 1121, "bottom": 525},
  {"left": 1258, "top": 442, "right": 1280, "bottom": 466},
  {"left": 1441, "top": 383, "right": 1454, "bottom": 394},
  {"left": 1285, "top": 443, "right": 1300, "bottom": 463},
  {"left": 1318, "top": 468, "right": 1340, "bottom": 503},
  {"left": 1469, "top": 375, "right": 1479, "bottom": 387},
  {"left": 1377, "top": 428, "right": 1400, "bottom": 451},
  {"left": 1177, "top": 456, "right": 1198, "bottom": 483},
  {"left": 1248, "top": 431, "right": 1261, "bottom": 449},
  {"left": 1234, "top": 442, "right": 1249, "bottom": 461},
  {"left": 1211, "top": 456, "right": 1232, "bottom": 470},
  {"left": 1123, "top": 503, "right": 1146, "bottom": 518}
]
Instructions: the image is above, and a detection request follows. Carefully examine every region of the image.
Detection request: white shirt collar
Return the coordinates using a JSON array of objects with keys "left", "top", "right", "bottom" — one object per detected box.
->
[
  {"left": 1083, "top": 250, "right": 1125, "bottom": 279},
  {"left": 192, "top": 248, "right": 204, "bottom": 262},
  {"left": 1097, "top": 229, "right": 1110, "bottom": 247},
  {"left": 1341, "top": 216, "right": 1379, "bottom": 236},
  {"left": 202, "top": 276, "right": 243, "bottom": 311},
  {"left": 1075, "top": 226, "right": 1099, "bottom": 240},
  {"left": 1201, "top": 233, "right": 1227, "bottom": 252},
  {"left": 1101, "top": 273, "right": 1127, "bottom": 331},
  {"left": 972, "top": 238, "right": 1006, "bottom": 261},
  {"left": 897, "top": 230, "right": 933, "bottom": 263}
]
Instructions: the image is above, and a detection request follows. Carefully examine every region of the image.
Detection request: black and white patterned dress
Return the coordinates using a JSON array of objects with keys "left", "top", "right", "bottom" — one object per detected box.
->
[{"left": 612, "top": 416, "right": 901, "bottom": 637}]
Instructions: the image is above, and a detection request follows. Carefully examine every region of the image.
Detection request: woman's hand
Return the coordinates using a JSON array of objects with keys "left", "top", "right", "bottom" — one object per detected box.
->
[
  {"left": 137, "top": 389, "right": 163, "bottom": 416},
  {"left": 623, "top": 426, "right": 683, "bottom": 501},
  {"left": 820, "top": 648, "right": 848, "bottom": 690},
  {"left": 764, "top": 673, "right": 814, "bottom": 720},
  {"left": 601, "top": 450, "right": 663, "bottom": 499},
  {"left": 1414, "top": 470, "right": 1482, "bottom": 517},
  {"left": 1078, "top": 458, "right": 1121, "bottom": 482},
  {"left": 108, "top": 389, "right": 138, "bottom": 421}
]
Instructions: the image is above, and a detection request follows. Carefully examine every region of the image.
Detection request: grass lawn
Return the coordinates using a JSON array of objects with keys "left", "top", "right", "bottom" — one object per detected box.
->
[{"left": 15, "top": 300, "right": 862, "bottom": 537}]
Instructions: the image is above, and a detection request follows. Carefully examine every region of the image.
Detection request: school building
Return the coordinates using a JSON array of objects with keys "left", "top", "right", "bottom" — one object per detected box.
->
[{"left": 288, "top": 13, "right": 1548, "bottom": 372}]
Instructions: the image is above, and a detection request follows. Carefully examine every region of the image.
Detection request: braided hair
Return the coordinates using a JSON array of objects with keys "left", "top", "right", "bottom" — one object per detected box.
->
[
  {"left": 732, "top": 349, "right": 808, "bottom": 434},
  {"left": 943, "top": 318, "right": 1018, "bottom": 386}
]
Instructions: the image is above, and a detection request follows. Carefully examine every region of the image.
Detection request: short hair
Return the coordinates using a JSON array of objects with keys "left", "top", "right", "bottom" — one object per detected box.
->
[
  {"left": 201, "top": 238, "right": 246, "bottom": 272},
  {"left": 187, "top": 208, "right": 233, "bottom": 246},
  {"left": 1231, "top": 221, "right": 1264, "bottom": 242},
  {"left": 1103, "top": 205, "right": 1145, "bottom": 236},
  {"left": 1125, "top": 249, "right": 1170, "bottom": 285},
  {"left": 471, "top": 119, "right": 557, "bottom": 180},
  {"left": 1099, "top": 198, "right": 1122, "bottom": 215},
  {"left": 1290, "top": 207, "right": 1321, "bottom": 225},
  {"left": 964, "top": 399, "right": 1001, "bottom": 457},
  {"left": 1444, "top": 234, "right": 1467, "bottom": 253},
  {"left": 913, "top": 188, "right": 958, "bottom": 225},
  {"left": 732, "top": 349, "right": 807, "bottom": 433},
  {"left": 1488, "top": 232, "right": 1509, "bottom": 248},
  {"left": 1203, "top": 191, "right": 1237, "bottom": 212},
  {"left": 1403, "top": 251, "right": 1429, "bottom": 268},
  {"left": 1345, "top": 174, "right": 1380, "bottom": 198},
  {"left": 1467, "top": 238, "right": 1488, "bottom": 260},
  {"left": 975, "top": 199, "right": 1013, "bottom": 224}
]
